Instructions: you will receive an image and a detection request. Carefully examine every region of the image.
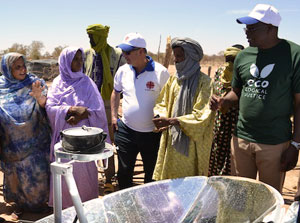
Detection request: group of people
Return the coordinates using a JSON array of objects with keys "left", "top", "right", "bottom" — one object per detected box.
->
[
  {"left": 0, "top": 3, "right": 300, "bottom": 220},
  {"left": 0, "top": 24, "right": 122, "bottom": 219}
]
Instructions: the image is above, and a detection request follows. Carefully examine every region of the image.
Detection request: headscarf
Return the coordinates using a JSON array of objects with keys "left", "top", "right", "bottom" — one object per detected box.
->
[
  {"left": 0, "top": 53, "right": 50, "bottom": 161},
  {"left": 46, "top": 46, "right": 110, "bottom": 160},
  {"left": 58, "top": 47, "right": 86, "bottom": 83},
  {"left": 86, "top": 24, "right": 112, "bottom": 100},
  {"left": 170, "top": 37, "right": 203, "bottom": 156},
  {"left": 220, "top": 47, "right": 242, "bottom": 88},
  {"left": 0, "top": 52, "right": 37, "bottom": 94}
]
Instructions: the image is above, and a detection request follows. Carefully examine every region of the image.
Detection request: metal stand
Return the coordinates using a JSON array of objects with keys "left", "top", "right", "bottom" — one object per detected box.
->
[{"left": 51, "top": 142, "right": 113, "bottom": 223}]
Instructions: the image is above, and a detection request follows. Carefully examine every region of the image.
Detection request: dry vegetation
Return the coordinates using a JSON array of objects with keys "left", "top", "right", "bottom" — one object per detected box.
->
[{"left": 0, "top": 41, "right": 224, "bottom": 81}]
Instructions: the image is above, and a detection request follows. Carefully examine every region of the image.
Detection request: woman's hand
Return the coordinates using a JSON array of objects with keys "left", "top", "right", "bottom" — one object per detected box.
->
[
  {"left": 30, "top": 80, "right": 46, "bottom": 108},
  {"left": 66, "top": 115, "right": 82, "bottom": 125},
  {"left": 66, "top": 106, "right": 90, "bottom": 125},
  {"left": 69, "top": 106, "right": 90, "bottom": 119}
]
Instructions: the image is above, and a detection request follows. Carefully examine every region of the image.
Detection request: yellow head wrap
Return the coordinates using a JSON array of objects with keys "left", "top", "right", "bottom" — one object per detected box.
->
[
  {"left": 86, "top": 24, "right": 112, "bottom": 100},
  {"left": 220, "top": 47, "right": 242, "bottom": 88}
]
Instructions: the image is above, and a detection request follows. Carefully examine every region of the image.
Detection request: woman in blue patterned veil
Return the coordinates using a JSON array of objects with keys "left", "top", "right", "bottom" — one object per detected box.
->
[{"left": 0, "top": 53, "right": 51, "bottom": 219}]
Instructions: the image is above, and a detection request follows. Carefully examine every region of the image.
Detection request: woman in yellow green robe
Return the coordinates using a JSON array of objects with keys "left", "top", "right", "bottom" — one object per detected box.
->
[{"left": 152, "top": 37, "right": 215, "bottom": 180}]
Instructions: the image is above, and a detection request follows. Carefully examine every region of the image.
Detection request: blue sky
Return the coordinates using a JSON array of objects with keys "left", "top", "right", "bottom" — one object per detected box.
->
[{"left": 1, "top": 0, "right": 299, "bottom": 55}]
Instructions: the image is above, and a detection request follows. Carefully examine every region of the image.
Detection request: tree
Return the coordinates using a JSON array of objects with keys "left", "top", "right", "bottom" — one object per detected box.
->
[
  {"left": 28, "top": 41, "right": 44, "bottom": 60},
  {"left": 218, "top": 51, "right": 224, "bottom": 56},
  {"left": 52, "top": 46, "right": 65, "bottom": 58},
  {"left": 43, "top": 51, "right": 51, "bottom": 59},
  {"left": 4, "top": 43, "right": 28, "bottom": 56}
]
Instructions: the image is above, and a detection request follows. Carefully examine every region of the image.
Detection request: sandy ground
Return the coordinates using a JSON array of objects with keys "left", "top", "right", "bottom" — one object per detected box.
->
[{"left": 0, "top": 64, "right": 299, "bottom": 222}]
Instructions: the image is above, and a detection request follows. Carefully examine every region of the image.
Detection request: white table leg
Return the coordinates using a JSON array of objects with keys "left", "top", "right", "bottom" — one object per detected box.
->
[{"left": 64, "top": 170, "right": 88, "bottom": 223}]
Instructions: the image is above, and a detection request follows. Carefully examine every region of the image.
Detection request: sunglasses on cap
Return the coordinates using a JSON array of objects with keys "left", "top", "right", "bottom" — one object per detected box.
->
[{"left": 122, "top": 48, "right": 140, "bottom": 55}]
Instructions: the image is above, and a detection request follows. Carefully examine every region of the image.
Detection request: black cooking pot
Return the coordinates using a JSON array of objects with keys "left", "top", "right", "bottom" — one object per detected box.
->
[{"left": 60, "top": 125, "right": 107, "bottom": 154}]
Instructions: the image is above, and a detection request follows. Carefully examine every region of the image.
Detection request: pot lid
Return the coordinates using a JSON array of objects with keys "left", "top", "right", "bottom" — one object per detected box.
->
[{"left": 62, "top": 125, "right": 103, "bottom": 136}]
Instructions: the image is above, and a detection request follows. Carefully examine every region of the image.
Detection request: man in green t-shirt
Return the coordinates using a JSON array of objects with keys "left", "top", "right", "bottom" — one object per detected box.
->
[{"left": 210, "top": 4, "right": 300, "bottom": 192}]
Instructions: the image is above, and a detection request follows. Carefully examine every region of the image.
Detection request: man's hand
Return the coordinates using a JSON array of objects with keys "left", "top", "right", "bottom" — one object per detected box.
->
[
  {"left": 111, "top": 90, "right": 120, "bottom": 133},
  {"left": 210, "top": 89, "right": 240, "bottom": 113},
  {"left": 153, "top": 117, "right": 170, "bottom": 129},
  {"left": 209, "top": 94, "right": 224, "bottom": 111},
  {"left": 152, "top": 117, "right": 179, "bottom": 132},
  {"left": 280, "top": 144, "right": 299, "bottom": 172},
  {"left": 111, "top": 117, "right": 118, "bottom": 133}
]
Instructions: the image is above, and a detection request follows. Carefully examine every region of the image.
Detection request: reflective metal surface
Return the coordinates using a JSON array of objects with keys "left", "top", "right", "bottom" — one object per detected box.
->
[{"left": 37, "top": 176, "right": 284, "bottom": 223}]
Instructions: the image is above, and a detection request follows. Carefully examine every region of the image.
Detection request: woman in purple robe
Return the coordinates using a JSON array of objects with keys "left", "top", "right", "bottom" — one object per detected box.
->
[{"left": 46, "top": 46, "right": 110, "bottom": 209}]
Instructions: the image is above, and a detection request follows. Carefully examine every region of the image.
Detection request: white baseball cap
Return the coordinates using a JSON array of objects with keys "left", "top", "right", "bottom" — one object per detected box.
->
[
  {"left": 117, "top": 32, "right": 147, "bottom": 52},
  {"left": 236, "top": 4, "right": 281, "bottom": 27}
]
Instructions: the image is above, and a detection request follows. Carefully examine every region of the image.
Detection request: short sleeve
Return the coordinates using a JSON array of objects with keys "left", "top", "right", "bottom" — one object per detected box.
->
[
  {"left": 292, "top": 50, "right": 300, "bottom": 94},
  {"left": 231, "top": 54, "right": 243, "bottom": 89},
  {"left": 158, "top": 68, "right": 170, "bottom": 90},
  {"left": 113, "top": 69, "right": 123, "bottom": 93}
]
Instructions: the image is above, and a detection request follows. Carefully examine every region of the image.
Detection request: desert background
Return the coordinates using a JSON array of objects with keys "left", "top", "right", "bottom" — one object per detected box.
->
[{"left": 0, "top": 43, "right": 299, "bottom": 222}]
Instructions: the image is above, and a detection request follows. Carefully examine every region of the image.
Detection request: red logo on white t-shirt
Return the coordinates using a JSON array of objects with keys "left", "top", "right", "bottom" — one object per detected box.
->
[{"left": 146, "top": 81, "right": 155, "bottom": 90}]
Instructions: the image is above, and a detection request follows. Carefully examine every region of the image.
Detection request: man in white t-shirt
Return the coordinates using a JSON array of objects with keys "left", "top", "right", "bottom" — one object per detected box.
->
[{"left": 111, "top": 32, "right": 170, "bottom": 189}]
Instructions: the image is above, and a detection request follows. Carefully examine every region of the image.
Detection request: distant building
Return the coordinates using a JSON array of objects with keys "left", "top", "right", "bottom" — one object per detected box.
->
[{"left": 26, "top": 59, "right": 59, "bottom": 81}]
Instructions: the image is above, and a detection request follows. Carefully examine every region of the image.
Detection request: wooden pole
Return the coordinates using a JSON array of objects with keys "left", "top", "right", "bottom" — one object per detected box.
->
[
  {"left": 157, "top": 35, "right": 161, "bottom": 63},
  {"left": 163, "top": 36, "right": 172, "bottom": 69},
  {"left": 208, "top": 66, "right": 212, "bottom": 77}
]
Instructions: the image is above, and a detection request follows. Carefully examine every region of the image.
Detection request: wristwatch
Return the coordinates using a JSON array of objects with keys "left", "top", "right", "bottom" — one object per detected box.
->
[{"left": 291, "top": 140, "right": 300, "bottom": 150}]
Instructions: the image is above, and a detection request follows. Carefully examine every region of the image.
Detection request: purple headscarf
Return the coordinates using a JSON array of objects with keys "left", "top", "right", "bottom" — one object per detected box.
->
[{"left": 46, "top": 46, "right": 110, "bottom": 160}]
